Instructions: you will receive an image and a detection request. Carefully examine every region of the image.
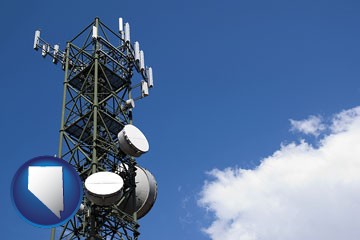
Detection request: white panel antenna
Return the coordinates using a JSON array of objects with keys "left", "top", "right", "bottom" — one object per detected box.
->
[
  {"left": 134, "top": 41, "right": 140, "bottom": 62},
  {"left": 141, "top": 80, "right": 149, "bottom": 97},
  {"left": 42, "top": 44, "right": 48, "bottom": 57},
  {"left": 53, "top": 44, "right": 59, "bottom": 64},
  {"left": 121, "top": 99, "right": 135, "bottom": 111},
  {"left": 125, "top": 99, "right": 135, "bottom": 109},
  {"left": 146, "top": 67, "right": 154, "bottom": 88},
  {"left": 92, "top": 26, "right": 98, "bottom": 39},
  {"left": 124, "top": 22, "right": 130, "bottom": 43},
  {"left": 140, "top": 50, "right": 145, "bottom": 71},
  {"left": 118, "top": 17, "right": 123, "bottom": 32},
  {"left": 33, "top": 30, "right": 40, "bottom": 50}
]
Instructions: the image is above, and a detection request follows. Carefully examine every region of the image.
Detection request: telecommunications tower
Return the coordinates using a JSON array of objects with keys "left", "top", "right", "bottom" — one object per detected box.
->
[{"left": 33, "top": 17, "right": 157, "bottom": 240}]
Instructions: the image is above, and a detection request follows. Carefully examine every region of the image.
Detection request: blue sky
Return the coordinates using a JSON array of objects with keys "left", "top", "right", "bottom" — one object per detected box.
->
[{"left": 2, "top": 0, "right": 360, "bottom": 239}]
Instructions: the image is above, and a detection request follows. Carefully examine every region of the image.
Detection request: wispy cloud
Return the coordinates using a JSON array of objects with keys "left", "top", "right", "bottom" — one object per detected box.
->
[
  {"left": 199, "top": 106, "right": 360, "bottom": 240},
  {"left": 289, "top": 115, "right": 325, "bottom": 136}
]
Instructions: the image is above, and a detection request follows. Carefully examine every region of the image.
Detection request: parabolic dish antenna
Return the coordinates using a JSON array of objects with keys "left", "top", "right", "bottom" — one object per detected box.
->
[
  {"left": 85, "top": 171, "right": 124, "bottom": 206},
  {"left": 119, "top": 165, "right": 157, "bottom": 219},
  {"left": 118, "top": 124, "right": 149, "bottom": 157}
]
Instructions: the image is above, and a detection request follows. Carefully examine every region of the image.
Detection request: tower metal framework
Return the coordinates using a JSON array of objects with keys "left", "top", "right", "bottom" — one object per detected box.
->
[{"left": 34, "top": 17, "right": 154, "bottom": 240}]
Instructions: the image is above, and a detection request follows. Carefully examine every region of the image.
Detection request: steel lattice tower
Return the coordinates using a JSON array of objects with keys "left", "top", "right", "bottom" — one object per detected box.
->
[{"left": 34, "top": 17, "right": 154, "bottom": 240}]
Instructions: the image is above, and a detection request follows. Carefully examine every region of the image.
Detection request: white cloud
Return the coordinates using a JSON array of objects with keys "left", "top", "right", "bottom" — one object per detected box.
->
[
  {"left": 199, "top": 106, "right": 360, "bottom": 240},
  {"left": 289, "top": 115, "right": 325, "bottom": 136}
]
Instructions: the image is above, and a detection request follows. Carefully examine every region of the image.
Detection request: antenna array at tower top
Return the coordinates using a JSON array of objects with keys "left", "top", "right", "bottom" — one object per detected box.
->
[{"left": 34, "top": 17, "right": 154, "bottom": 101}]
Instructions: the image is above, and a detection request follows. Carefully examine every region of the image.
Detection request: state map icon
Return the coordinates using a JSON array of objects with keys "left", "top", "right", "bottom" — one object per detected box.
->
[{"left": 11, "top": 156, "right": 83, "bottom": 227}]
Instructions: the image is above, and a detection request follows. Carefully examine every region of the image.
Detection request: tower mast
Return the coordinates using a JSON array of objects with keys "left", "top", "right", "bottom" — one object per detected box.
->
[{"left": 34, "top": 17, "right": 155, "bottom": 240}]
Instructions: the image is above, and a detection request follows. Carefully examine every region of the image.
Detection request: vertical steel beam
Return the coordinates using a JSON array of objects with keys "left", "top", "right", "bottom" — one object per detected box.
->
[
  {"left": 58, "top": 42, "right": 71, "bottom": 159},
  {"left": 89, "top": 17, "right": 100, "bottom": 239},
  {"left": 50, "top": 42, "right": 71, "bottom": 240},
  {"left": 92, "top": 17, "right": 100, "bottom": 175}
]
